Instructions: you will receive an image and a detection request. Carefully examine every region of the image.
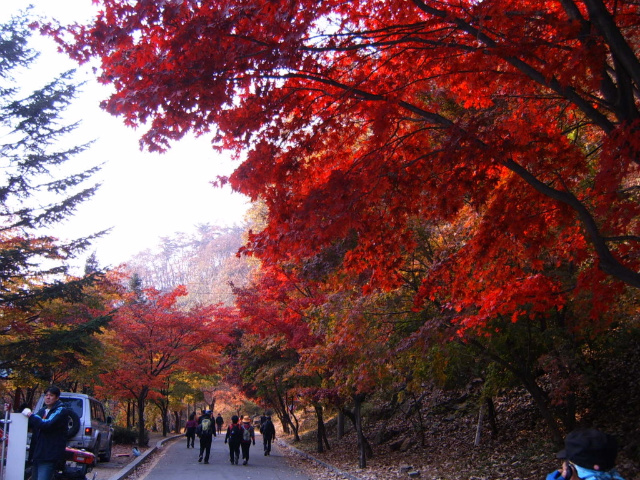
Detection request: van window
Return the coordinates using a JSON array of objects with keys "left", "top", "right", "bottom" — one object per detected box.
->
[
  {"left": 60, "top": 398, "right": 83, "bottom": 418},
  {"left": 90, "top": 400, "right": 105, "bottom": 423}
]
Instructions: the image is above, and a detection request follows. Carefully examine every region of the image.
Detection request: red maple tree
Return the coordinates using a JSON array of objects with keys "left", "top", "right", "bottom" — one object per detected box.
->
[
  {"left": 45, "top": 4, "right": 640, "bottom": 453},
  {"left": 99, "top": 284, "right": 226, "bottom": 445},
  {"left": 50, "top": 1, "right": 640, "bottom": 335}
]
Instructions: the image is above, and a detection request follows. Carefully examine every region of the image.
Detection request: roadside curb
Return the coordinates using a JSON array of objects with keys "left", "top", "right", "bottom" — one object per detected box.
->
[
  {"left": 106, "top": 434, "right": 182, "bottom": 480},
  {"left": 276, "top": 439, "right": 363, "bottom": 480}
]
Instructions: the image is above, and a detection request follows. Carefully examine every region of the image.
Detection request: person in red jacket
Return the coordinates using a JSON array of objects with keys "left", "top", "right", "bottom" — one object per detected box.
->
[
  {"left": 185, "top": 412, "right": 198, "bottom": 448},
  {"left": 239, "top": 416, "right": 255, "bottom": 465}
]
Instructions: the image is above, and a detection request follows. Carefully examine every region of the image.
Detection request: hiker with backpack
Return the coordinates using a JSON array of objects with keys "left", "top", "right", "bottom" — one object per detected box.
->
[
  {"left": 239, "top": 415, "right": 256, "bottom": 465},
  {"left": 225, "top": 415, "right": 242, "bottom": 465},
  {"left": 195, "top": 410, "right": 215, "bottom": 464}
]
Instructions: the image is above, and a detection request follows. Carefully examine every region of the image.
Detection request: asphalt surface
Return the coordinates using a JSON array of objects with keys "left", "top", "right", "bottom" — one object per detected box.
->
[{"left": 138, "top": 434, "right": 311, "bottom": 480}]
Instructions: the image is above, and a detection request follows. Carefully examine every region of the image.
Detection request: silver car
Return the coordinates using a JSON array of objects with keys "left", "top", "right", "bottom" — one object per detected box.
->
[{"left": 34, "top": 392, "right": 113, "bottom": 462}]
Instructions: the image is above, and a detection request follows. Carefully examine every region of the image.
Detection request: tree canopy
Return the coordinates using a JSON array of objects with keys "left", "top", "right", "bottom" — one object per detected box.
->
[
  {"left": 45, "top": 0, "right": 640, "bottom": 466},
  {"left": 55, "top": 0, "right": 640, "bottom": 332}
]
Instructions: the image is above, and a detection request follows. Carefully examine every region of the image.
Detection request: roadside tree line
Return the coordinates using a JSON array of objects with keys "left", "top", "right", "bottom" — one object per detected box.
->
[{"left": 50, "top": 0, "right": 640, "bottom": 468}]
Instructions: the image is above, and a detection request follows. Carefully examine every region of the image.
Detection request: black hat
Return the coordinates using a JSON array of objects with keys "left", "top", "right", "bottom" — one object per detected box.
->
[{"left": 557, "top": 429, "right": 618, "bottom": 471}]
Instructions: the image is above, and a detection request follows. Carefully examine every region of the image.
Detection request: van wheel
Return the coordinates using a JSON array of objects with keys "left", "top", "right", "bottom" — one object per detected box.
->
[
  {"left": 92, "top": 435, "right": 101, "bottom": 462},
  {"left": 67, "top": 410, "right": 81, "bottom": 438},
  {"left": 99, "top": 438, "right": 112, "bottom": 462}
]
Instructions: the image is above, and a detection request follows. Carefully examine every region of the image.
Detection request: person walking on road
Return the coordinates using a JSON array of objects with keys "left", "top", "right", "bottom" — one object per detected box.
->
[
  {"left": 261, "top": 415, "right": 276, "bottom": 456},
  {"left": 240, "top": 415, "right": 256, "bottom": 465},
  {"left": 225, "top": 415, "right": 242, "bottom": 465},
  {"left": 185, "top": 412, "right": 197, "bottom": 448},
  {"left": 196, "top": 410, "right": 215, "bottom": 464},
  {"left": 215, "top": 412, "right": 224, "bottom": 435},
  {"left": 25, "top": 386, "right": 70, "bottom": 480},
  {"left": 132, "top": 421, "right": 312, "bottom": 480}
]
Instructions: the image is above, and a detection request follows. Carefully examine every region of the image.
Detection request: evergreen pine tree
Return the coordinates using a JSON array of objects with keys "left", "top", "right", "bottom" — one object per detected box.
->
[
  {"left": 84, "top": 251, "right": 100, "bottom": 275},
  {"left": 0, "top": 12, "right": 109, "bottom": 381}
]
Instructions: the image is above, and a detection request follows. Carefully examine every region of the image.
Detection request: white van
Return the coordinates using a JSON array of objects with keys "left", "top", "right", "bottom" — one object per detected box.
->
[{"left": 34, "top": 392, "right": 113, "bottom": 462}]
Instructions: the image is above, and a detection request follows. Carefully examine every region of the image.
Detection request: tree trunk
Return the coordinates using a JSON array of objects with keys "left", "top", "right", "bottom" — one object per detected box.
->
[
  {"left": 288, "top": 405, "right": 301, "bottom": 441},
  {"left": 12, "top": 387, "right": 23, "bottom": 410},
  {"left": 486, "top": 397, "right": 498, "bottom": 435},
  {"left": 152, "top": 397, "right": 170, "bottom": 437},
  {"left": 560, "top": 392, "right": 576, "bottom": 432},
  {"left": 468, "top": 339, "right": 565, "bottom": 444},
  {"left": 173, "top": 411, "right": 181, "bottom": 433},
  {"left": 271, "top": 403, "right": 290, "bottom": 435},
  {"left": 17, "top": 386, "right": 38, "bottom": 410},
  {"left": 342, "top": 405, "right": 372, "bottom": 459},
  {"left": 276, "top": 405, "right": 290, "bottom": 434},
  {"left": 337, "top": 410, "right": 345, "bottom": 439},
  {"left": 162, "top": 407, "right": 169, "bottom": 436},
  {"left": 474, "top": 403, "right": 485, "bottom": 447},
  {"left": 273, "top": 377, "right": 299, "bottom": 440},
  {"left": 521, "top": 375, "right": 564, "bottom": 444},
  {"left": 410, "top": 392, "right": 426, "bottom": 447},
  {"left": 314, "top": 404, "right": 330, "bottom": 453},
  {"left": 354, "top": 394, "right": 368, "bottom": 468},
  {"left": 137, "top": 388, "right": 149, "bottom": 446},
  {"left": 264, "top": 390, "right": 291, "bottom": 435}
]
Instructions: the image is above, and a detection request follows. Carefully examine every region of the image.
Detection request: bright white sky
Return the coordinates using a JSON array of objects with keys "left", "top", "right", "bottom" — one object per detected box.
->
[{"left": 4, "top": 1, "right": 250, "bottom": 272}]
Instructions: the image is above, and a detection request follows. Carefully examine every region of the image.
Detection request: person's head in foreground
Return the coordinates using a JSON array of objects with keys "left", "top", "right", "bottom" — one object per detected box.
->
[{"left": 547, "top": 428, "right": 625, "bottom": 480}]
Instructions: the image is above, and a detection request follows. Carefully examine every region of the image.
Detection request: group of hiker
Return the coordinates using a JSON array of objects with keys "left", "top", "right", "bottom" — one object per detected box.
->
[
  {"left": 185, "top": 409, "right": 276, "bottom": 466},
  {"left": 23, "top": 387, "right": 629, "bottom": 479}
]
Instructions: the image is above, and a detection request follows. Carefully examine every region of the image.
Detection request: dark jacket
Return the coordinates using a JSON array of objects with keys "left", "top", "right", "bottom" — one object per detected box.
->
[
  {"left": 261, "top": 419, "right": 276, "bottom": 440},
  {"left": 215, "top": 415, "right": 224, "bottom": 427},
  {"left": 225, "top": 423, "right": 242, "bottom": 445},
  {"left": 29, "top": 400, "right": 69, "bottom": 463},
  {"left": 196, "top": 414, "right": 215, "bottom": 440}
]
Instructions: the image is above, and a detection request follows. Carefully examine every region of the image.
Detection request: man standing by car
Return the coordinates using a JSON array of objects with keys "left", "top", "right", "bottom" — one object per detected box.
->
[{"left": 26, "top": 386, "right": 69, "bottom": 480}]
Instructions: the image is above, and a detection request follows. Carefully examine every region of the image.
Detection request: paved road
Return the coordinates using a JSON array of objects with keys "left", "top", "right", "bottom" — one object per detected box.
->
[{"left": 139, "top": 434, "right": 311, "bottom": 480}]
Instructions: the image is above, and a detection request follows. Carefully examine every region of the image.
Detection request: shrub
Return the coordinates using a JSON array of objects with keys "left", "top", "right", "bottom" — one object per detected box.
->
[{"left": 112, "top": 426, "right": 138, "bottom": 445}]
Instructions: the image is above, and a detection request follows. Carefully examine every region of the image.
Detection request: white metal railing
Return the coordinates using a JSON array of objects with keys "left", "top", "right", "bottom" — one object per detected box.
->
[{"left": 0, "top": 404, "right": 11, "bottom": 480}]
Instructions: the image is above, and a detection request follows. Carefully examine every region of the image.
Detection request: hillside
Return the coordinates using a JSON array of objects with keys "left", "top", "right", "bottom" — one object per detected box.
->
[{"left": 284, "top": 386, "right": 639, "bottom": 480}]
